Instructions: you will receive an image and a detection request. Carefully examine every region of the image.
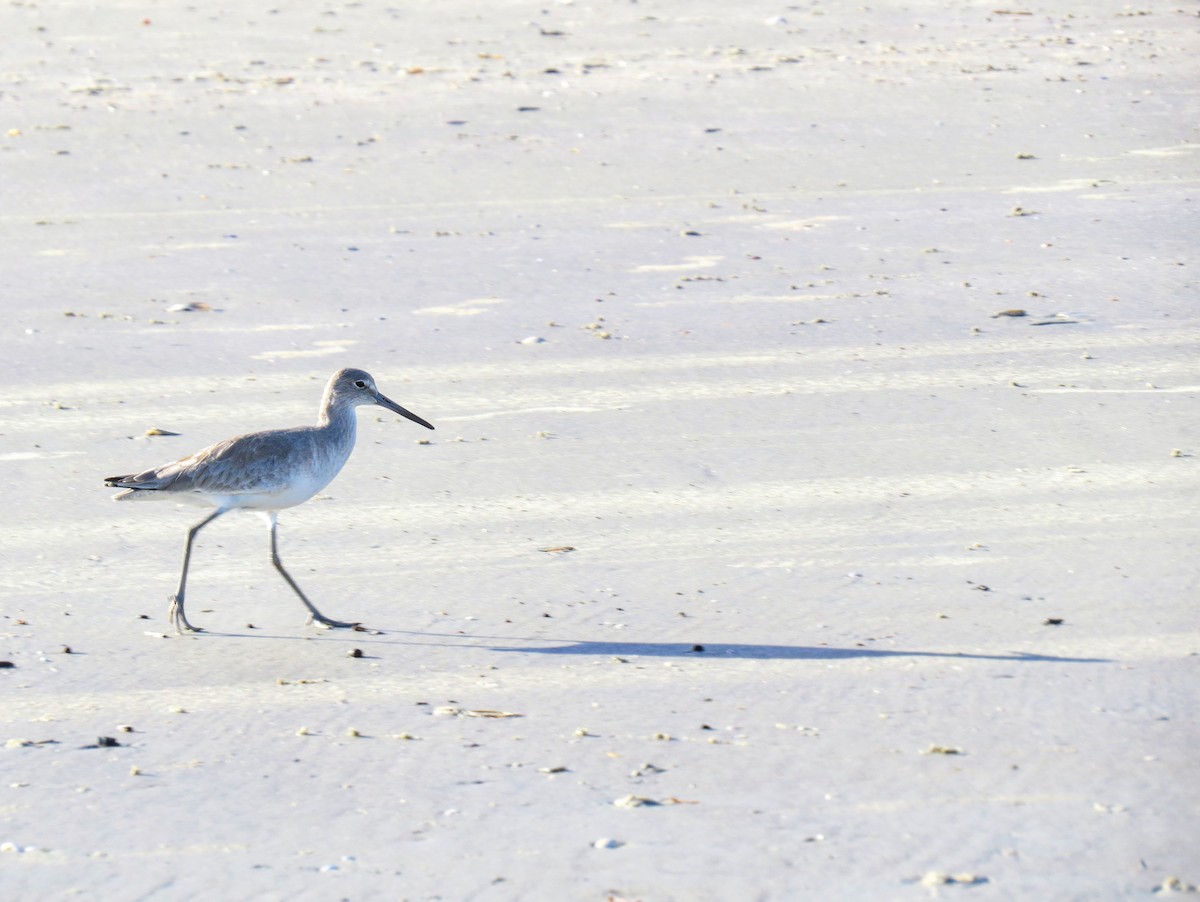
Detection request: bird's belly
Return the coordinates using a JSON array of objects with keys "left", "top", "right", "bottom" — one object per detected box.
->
[
  {"left": 199, "top": 470, "right": 333, "bottom": 512},
  {"left": 243, "top": 475, "right": 331, "bottom": 510}
]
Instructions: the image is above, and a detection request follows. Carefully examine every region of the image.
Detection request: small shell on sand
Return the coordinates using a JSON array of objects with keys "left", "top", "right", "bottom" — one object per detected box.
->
[
  {"left": 434, "top": 706, "right": 522, "bottom": 718},
  {"left": 613, "top": 794, "right": 659, "bottom": 808},
  {"left": 1159, "top": 876, "right": 1198, "bottom": 893},
  {"left": 630, "top": 762, "right": 665, "bottom": 777},
  {"left": 921, "top": 872, "right": 985, "bottom": 887}
]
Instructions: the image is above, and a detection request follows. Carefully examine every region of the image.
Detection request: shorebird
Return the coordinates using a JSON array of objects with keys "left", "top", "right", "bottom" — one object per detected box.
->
[{"left": 105, "top": 368, "right": 434, "bottom": 634}]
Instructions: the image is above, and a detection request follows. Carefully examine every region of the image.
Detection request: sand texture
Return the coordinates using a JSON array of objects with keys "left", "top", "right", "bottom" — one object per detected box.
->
[{"left": 2, "top": 1, "right": 1198, "bottom": 899}]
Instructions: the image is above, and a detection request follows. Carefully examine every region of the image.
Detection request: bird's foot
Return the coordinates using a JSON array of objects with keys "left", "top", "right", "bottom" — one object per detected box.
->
[
  {"left": 168, "top": 595, "right": 204, "bottom": 635},
  {"left": 307, "top": 613, "right": 362, "bottom": 630}
]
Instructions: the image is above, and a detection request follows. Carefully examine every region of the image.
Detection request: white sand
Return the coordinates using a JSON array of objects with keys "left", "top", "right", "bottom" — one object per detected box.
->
[{"left": 2, "top": 1, "right": 1198, "bottom": 898}]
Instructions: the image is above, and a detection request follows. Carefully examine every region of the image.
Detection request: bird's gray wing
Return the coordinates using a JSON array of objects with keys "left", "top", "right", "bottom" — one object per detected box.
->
[{"left": 113, "top": 428, "right": 318, "bottom": 496}]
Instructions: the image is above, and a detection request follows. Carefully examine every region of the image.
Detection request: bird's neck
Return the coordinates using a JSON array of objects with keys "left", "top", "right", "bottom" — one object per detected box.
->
[{"left": 317, "top": 397, "right": 357, "bottom": 437}]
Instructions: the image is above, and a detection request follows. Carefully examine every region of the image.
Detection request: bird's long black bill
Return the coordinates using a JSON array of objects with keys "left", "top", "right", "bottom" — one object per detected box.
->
[{"left": 375, "top": 392, "right": 434, "bottom": 430}]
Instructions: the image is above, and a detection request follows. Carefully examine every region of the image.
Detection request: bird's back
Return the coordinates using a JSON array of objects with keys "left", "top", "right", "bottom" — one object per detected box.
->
[{"left": 107, "top": 424, "right": 354, "bottom": 511}]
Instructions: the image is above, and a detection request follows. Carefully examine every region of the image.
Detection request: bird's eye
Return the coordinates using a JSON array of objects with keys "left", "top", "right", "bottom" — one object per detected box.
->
[{"left": 354, "top": 380, "right": 367, "bottom": 389}]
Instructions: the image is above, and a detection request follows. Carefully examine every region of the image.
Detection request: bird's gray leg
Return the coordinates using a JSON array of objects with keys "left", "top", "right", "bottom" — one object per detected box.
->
[
  {"left": 169, "top": 508, "right": 226, "bottom": 635},
  {"left": 267, "top": 514, "right": 360, "bottom": 629}
]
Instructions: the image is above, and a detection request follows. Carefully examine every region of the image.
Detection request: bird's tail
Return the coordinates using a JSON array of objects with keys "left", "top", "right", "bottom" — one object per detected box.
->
[{"left": 105, "top": 475, "right": 154, "bottom": 502}]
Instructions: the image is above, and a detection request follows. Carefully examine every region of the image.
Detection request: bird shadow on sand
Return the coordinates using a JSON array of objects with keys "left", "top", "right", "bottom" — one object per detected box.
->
[
  {"left": 327, "top": 629, "right": 1109, "bottom": 664},
  {"left": 193, "top": 627, "right": 1109, "bottom": 665},
  {"left": 478, "top": 639, "right": 1109, "bottom": 664}
]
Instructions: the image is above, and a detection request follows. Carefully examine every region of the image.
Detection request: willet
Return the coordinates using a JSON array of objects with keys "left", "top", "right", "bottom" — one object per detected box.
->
[{"left": 105, "top": 368, "right": 434, "bottom": 634}]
